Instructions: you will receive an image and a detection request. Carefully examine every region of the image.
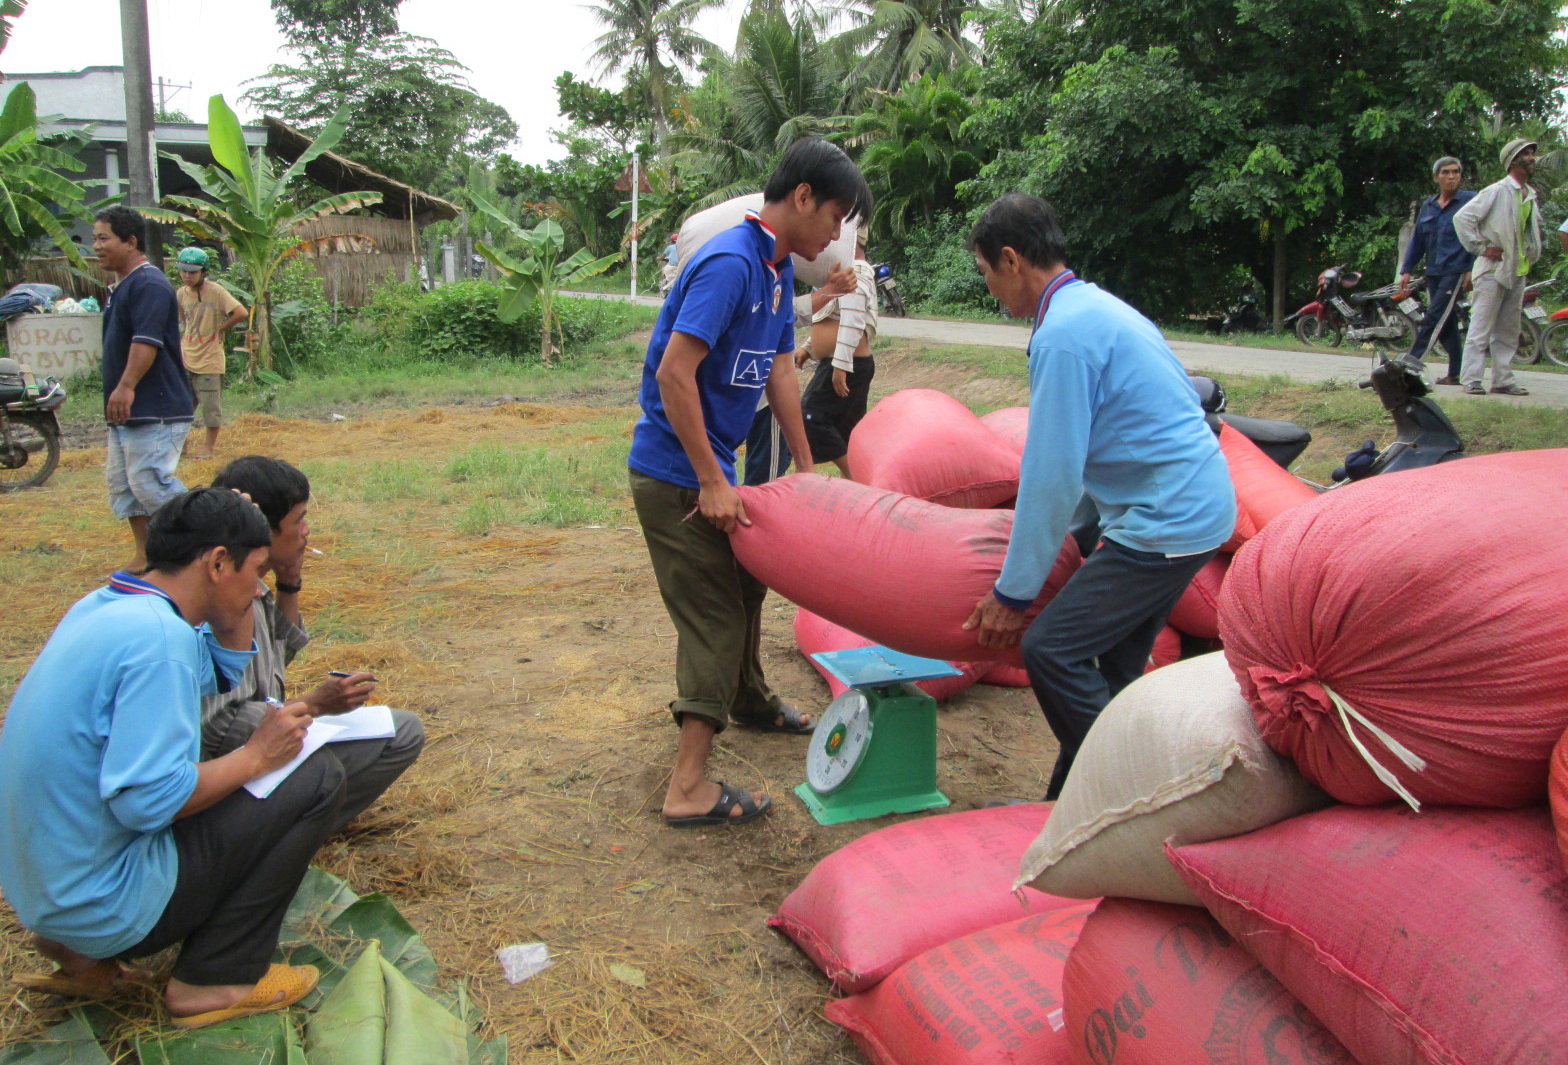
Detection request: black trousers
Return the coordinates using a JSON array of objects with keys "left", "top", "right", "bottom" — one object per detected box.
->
[
  {"left": 1406, "top": 272, "right": 1466, "bottom": 379},
  {"left": 120, "top": 750, "right": 346, "bottom": 986},
  {"left": 741, "top": 406, "right": 791, "bottom": 487},
  {"left": 1020, "top": 540, "right": 1217, "bottom": 800}
]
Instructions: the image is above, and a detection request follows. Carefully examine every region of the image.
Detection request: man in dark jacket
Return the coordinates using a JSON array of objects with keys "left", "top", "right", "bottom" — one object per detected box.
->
[{"left": 1398, "top": 157, "right": 1476, "bottom": 386}]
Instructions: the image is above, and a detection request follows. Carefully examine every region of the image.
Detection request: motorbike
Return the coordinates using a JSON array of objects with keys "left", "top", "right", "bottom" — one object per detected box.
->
[
  {"left": 0, "top": 356, "right": 65, "bottom": 491},
  {"left": 1284, "top": 265, "right": 1417, "bottom": 352},
  {"left": 1401, "top": 277, "right": 1553, "bottom": 367},
  {"left": 1328, "top": 356, "right": 1465, "bottom": 484},
  {"left": 873, "top": 263, "right": 907, "bottom": 318},
  {"left": 1535, "top": 295, "right": 1568, "bottom": 368}
]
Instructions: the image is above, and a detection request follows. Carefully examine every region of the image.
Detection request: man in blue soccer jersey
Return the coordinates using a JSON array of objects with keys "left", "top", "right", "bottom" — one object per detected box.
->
[{"left": 628, "top": 139, "right": 873, "bottom": 828}]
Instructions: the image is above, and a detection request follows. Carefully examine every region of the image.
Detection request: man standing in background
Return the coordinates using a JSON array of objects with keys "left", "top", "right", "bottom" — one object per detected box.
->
[
  {"left": 1398, "top": 157, "right": 1474, "bottom": 386},
  {"left": 174, "top": 248, "right": 246, "bottom": 460},
  {"left": 93, "top": 206, "right": 195, "bottom": 573},
  {"left": 1453, "top": 138, "right": 1542, "bottom": 397}
]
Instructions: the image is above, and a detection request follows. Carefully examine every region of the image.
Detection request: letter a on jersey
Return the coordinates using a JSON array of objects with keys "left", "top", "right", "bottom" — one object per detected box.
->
[{"left": 731, "top": 348, "right": 774, "bottom": 388}]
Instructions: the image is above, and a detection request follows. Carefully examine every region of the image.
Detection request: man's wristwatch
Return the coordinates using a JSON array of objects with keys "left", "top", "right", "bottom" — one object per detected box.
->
[{"left": 274, "top": 578, "right": 303, "bottom": 594}]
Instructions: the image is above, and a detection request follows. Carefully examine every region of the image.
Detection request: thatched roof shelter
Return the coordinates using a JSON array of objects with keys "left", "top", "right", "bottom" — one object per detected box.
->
[{"left": 263, "top": 117, "right": 460, "bottom": 228}]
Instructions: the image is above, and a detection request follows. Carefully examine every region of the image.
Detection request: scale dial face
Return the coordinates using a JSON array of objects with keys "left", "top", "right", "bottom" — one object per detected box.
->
[{"left": 807, "top": 690, "right": 874, "bottom": 794}]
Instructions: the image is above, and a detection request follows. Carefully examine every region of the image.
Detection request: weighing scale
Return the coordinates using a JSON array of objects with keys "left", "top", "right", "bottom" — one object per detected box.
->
[{"left": 795, "top": 645, "right": 960, "bottom": 826}]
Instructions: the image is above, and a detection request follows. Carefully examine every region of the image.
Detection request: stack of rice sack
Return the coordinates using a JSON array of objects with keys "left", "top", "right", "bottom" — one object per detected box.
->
[{"left": 770, "top": 450, "right": 1568, "bottom": 1065}]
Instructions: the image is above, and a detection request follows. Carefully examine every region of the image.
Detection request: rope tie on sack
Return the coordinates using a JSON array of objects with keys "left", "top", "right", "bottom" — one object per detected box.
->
[
  {"left": 1249, "top": 664, "right": 1427, "bottom": 811},
  {"left": 1322, "top": 684, "right": 1427, "bottom": 812}
]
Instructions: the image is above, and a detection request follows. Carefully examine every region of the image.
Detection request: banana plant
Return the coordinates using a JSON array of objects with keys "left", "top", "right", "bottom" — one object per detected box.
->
[
  {"left": 469, "top": 190, "right": 620, "bottom": 366},
  {"left": 143, "top": 94, "right": 382, "bottom": 375},
  {"left": 0, "top": 82, "right": 99, "bottom": 282}
]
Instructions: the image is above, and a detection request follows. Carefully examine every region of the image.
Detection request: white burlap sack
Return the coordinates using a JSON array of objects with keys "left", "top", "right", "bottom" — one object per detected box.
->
[
  {"left": 675, "top": 192, "right": 858, "bottom": 289},
  {"left": 1014, "top": 652, "right": 1332, "bottom": 906}
]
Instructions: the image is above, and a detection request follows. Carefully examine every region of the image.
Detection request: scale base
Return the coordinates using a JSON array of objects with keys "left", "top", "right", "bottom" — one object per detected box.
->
[{"left": 794, "top": 781, "right": 950, "bottom": 827}]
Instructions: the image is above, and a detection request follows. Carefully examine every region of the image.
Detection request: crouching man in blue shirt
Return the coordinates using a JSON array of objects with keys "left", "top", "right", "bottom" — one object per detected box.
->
[
  {"left": 628, "top": 139, "right": 873, "bottom": 828},
  {"left": 0, "top": 489, "right": 343, "bottom": 1028},
  {"left": 962, "top": 194, "right": 1237, "bottom": 799}
]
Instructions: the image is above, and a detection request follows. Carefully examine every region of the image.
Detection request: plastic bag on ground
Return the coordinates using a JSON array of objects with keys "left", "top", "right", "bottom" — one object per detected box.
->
[
  {"left": 732, "top": 474, "right": 1080, "bottom": 667},
  {"left": 848, "top": 389, "right": 1023, "bottom": 509},
  {"left": 1169, "top": 804, "right": 1568, "bottom": 1065},
  {"left": 768, "top": 804, "right": 1088, "bottom": 993},
  {"left": 1017, "top": 653, "right": 1330, "bottom": 906},
  {"left": 1220, "top": 449, "right": 1568, "bottom": 808}
]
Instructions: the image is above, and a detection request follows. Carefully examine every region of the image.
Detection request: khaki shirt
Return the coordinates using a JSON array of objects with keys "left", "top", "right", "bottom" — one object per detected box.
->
[{"left": 176, "top": 281, "right": 244, "bottom": 374}]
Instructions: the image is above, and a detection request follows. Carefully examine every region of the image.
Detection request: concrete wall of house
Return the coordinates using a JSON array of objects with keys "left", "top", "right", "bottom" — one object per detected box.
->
[{"left": 10, "top": 66, "right": 127, "bottom": 122}]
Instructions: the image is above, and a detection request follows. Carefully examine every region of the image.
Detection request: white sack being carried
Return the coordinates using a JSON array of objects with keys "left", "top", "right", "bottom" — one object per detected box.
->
[
  {"left": 675, "top": 193, "right": 858, "bottom": 290},
  {"left": 1016, "top": 652, "right": 1332, "bottom": 906}
]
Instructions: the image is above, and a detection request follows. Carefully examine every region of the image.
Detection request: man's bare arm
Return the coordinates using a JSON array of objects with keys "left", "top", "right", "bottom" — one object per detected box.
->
[{"left": 655, "top": 331, "right": 749, "bottom": 532}]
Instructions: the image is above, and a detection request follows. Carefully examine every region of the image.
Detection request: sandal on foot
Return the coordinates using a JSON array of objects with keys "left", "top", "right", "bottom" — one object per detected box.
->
[
  {"left": 733, "top": 702, "right": 815, "bottom": 735},
  {"left": 168, "top": 963, "right": 319, "bottom": 1030},
  {"left": 12, "top": 963, "right": 149, "bottom": 999},
  {"left": 664, "top": 782, "right": 773, "bottom": 828},
  {"left": 1490, "top": 384, "right": 1530, "bottom": 396}
]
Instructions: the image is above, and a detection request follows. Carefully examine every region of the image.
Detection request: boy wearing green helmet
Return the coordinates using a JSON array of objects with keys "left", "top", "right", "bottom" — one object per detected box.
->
[{"left": 174, "top": 248, "right": 246, "bottom": 459}]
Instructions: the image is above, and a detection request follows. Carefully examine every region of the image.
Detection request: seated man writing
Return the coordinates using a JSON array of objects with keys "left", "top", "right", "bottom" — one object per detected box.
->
[
  {"left": 206, "top": 456, "right": 424, "bottom": 830},
  {"left": 0, "top": 488, "right": 340, "bottom": 1028}
]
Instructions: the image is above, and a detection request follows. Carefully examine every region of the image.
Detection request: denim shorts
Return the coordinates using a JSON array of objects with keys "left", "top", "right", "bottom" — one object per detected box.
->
[{"left": 106, "top": 421, "right": 191, "bottom": 519}]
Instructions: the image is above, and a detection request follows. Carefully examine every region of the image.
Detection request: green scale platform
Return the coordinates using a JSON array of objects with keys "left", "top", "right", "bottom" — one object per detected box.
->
[{"left": 794, "top": 646, "right": 959, "bottom": 826}]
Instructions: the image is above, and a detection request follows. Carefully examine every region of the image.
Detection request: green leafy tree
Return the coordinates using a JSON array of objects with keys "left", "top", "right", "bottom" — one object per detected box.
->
[
  {"left": 469, "top": 191, "right": 620, "bottom": 365},
  {"left": 0, "top": 83, "right": 98, "bottom": 282},
  {"left": 854, "top": 67, "right": 983, "bottom": 238},
  {"left": 269, "top": 0, "right": 403, "bottom": 42},
  {"left": 144, "top": 95, "right": 382, "bottom": 374},
  {"left": 1, "top": 0, "right": 27, "bottom": 52},
  {"left": 586, "top": 0, "right": 724, "bottom": 152},
  {"left": 965, "top": 0, "right": 1568, "bottom": 323},
  {"left": 242, "top": 33, "right": 517, "bottom": 193}
]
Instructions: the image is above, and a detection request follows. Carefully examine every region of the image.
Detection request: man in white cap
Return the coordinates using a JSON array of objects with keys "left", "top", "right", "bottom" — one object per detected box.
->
[{"left": 1452, "top": 138, "right": 1542, "bottom": 396}]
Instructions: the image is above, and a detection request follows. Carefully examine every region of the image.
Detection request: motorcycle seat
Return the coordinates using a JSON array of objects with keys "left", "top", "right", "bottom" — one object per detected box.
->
[
  {"left": 0, "top": 382, "right": 26, "bottom": 406},
  {"left": 1220, "top": 413, "right": 1312, "bottom": 468}
]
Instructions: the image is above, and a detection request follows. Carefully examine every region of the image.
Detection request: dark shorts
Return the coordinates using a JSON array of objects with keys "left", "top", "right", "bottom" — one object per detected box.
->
[{"left": 801, "top": 354, "right": 875, "bottom": 462}]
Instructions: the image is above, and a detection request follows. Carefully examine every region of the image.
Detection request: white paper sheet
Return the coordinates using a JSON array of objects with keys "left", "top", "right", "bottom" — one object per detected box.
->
[
  {"left": 244, "top": 721, "right": 346, "bottom": 799},
  {"left": 320, "top": 704, "right": 396, "bottom": 743}
]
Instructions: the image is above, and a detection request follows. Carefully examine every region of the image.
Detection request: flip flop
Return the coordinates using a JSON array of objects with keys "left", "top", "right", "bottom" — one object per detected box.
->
[
  {"left": 12, "top": 963, "right": 150, "bottom": 999},
  {"left": 167, "top": 963, "right": 319, "bottom": 1030},
  {"left": 664, "top": 782, "right": 773, "bottom": 828},
  {"left": 733, "top": 702, "right": 815, "bottom": 735}
]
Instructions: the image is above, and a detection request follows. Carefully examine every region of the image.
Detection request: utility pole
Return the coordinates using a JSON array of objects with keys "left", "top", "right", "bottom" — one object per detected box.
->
[
  {"left": 155, "top": 76, "right": 192, "bottom": 118},
  {"left": 120, "top": 0, "right": 161, "bottom": 268},
  {"left": 630, "top": 150, "right": 639, "bottom": 300}
]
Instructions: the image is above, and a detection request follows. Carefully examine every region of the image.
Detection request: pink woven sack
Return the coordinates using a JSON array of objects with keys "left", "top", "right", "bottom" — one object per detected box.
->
[
  {"left": 848, "top": 389, "right": 1023, "bottom": 508},
  {"left": 1220, "top": 449, "right": 1568, "bottom": 808}
]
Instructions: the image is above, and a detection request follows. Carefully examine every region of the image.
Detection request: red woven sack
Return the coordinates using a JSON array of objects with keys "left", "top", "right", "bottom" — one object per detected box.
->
[
  {"left": 1552, "top": 729, "right": 1568, "bottom": 871},
  {"left": 1166, "top": 554, "right": 1227, "bottom": 640},
  {"left": 1063, "top": 899, "right": 1355, "bottom": 1065},
  {"left": 982, "top": 661, "right": 1031, "bottom": 687},
  {"left": 732, "top": 475, "right": 1081, "bottom": 667},
  {"left": 825, "top": 905, "right": 1095, "bottom": 1065},
  {"left": 981, "top": 405, "right": 1031, "bottom": 456},
  {"left": 1220, "top": 449, "right": 1568, "bottom": 808},
  {"left": 1169, "top": 804, "right": 1568, "bottom": 1065},
  {"left": 1218, "top": 422, "right": 1316, "bottom": 551},
  {"left": 848, "top": 389, "right": 1023, "bottom": 508},
  {"left": 768, "top": 804, "right": 1088, "bottom": 993},
  {"left": 794, "top": 607, "right": 985, "bottom": 703}
]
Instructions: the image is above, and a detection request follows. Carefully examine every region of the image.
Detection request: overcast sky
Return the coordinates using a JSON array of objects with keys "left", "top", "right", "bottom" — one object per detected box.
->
[{"left": 0, "top": 0, "right": 747, "bottom": 164}]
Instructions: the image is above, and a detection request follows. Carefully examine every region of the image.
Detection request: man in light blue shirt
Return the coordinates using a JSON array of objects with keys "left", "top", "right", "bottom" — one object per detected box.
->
[
  {"left": 963, "top": 194, "right": 1236, "bottom": 799},
  {"left": 0, "top": 489, "right": 342, "bottom": 1028}
]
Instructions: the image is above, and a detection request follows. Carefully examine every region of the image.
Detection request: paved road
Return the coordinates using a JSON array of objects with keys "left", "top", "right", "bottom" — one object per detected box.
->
[{"left": 568, "top": 291, "right": 1568, "bottom": 409}]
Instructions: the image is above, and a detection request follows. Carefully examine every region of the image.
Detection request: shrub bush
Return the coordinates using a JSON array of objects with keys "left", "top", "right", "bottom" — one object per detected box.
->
[{"left": 893, "top": 210, "right": 994, "bottom": 314}]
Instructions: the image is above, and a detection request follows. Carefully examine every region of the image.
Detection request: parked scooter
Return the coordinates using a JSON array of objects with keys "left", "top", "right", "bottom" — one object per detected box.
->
[
  {"left": 1285, "top": 265, "right": 1418, "bottom": 351},
  {"left": 873, "top": 263, "right": 907, "bottom": 317},
  {"left": 0, "top": 356, "right": 65, "bottom": 491},
  {"left": 1329, "top": 357, "right": 1465, "bottom": 485}
]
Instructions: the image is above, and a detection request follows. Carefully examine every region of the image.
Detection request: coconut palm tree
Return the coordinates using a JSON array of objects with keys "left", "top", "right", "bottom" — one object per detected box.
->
[
  {"left": 830, "top": 0, "right": 980, "bottom": 98},
  {"left": 854, "top": 68, "right": 983, "bottom": 238},
  {"left": 586, "top": 0, "right": 725, "bottom": 153}
]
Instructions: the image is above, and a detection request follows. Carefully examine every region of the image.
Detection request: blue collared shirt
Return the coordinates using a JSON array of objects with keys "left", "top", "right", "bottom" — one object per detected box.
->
[
  {"left": 628, "top": 213, "right": 795, "bottom": 488},
  {"left": 1401, "top": 189, "right": 1478, "bottom": 277}
]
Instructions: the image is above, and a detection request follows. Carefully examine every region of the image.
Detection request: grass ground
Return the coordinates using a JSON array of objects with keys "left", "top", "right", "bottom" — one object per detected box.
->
[{"left": 4, "top": 325, "right": 1567, "bottom": 1062}]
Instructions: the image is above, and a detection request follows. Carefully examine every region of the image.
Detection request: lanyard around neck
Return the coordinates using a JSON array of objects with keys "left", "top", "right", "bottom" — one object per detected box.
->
[{"left": 1030, "top": 269, "right": 1079, "bottom": 341}]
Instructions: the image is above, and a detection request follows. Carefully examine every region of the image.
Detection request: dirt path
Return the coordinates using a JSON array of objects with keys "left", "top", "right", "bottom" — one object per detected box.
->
[{"left": 0, "top": 345, "right": 1055, "bottom": 1063}]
